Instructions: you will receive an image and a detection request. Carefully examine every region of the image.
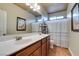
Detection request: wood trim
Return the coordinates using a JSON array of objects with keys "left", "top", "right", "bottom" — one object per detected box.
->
[{"left": 68, "top": 48, "right": 73, "bottom": 56}]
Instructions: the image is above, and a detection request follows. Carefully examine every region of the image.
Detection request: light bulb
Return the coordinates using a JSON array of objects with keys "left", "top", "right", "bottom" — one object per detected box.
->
[
  {"left": 34, "top": 3, "right": 37, "bottom": 7},
  {"left": 33, "top": 9, "right": 36, "bottom": 11},
  {"left": 26, "top": 3, "right": 30, "bottom": 6},
  {"left": 30, "top": 6, "right": 33, "bottom": 9},
  {"left": 37, "top": 5, "right": 40, "bottom": 10}
]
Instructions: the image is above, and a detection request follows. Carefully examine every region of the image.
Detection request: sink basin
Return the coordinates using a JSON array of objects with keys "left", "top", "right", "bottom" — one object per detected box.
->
[
  {"left": 0, "top": 37, "right": 32, "bottom": 45},
  {"left": 0, "top": 35, "right": 41, "bottom": 45},
  {"left": 13, "top": 36, "right": 41, "bottom": 44},
  {"left": 14, "top": 38, "right": 32, "bottom": 44}
]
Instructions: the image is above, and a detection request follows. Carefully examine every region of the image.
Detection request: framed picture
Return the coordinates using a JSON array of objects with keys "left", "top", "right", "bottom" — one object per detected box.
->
[
  {"left": 16, "top": 17, "right": 26, "bottom": 31},
  {"left": 71, "top": 3, "right": 79, "bottom": 31}
]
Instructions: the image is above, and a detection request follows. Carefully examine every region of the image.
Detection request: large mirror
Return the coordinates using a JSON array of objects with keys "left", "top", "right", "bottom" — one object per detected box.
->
[{"left": 71, "top": 3, "right": 79, "bottom": 31}]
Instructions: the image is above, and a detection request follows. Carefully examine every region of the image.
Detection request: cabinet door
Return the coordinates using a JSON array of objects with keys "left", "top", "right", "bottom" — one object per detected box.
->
[
  {"left": 31, "top": 47, "right": 41, "bottom": 56},
  {"left": 42, "top": 43, "right": 47, "bottom": 56},
  {"left": 47, "top": 36, "right": 50, "bottom": 55},
  {"left": 15, "top": 41, "right": 41, "bottom": 56}
]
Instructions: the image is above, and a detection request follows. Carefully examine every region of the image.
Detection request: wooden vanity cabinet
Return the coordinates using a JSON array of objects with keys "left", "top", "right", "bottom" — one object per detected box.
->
[
  {"left": 42, "top": 38, "right": 47, "bottom": 56},
  {"left": 47, "top": 36, "right": 50, "bottom": 55},
  {"left": 15, "top": 41, "right": 41, "bottom": 56},
  {"left": 10, "top": 36, "right": 50, "bottom": 56},
  {"left": 42, "top": 42, "right": 47, "bottom": 56},
  {"left": 31, "top": 47, "right": 41, "bottom": 56},
  {"left": 41, "top": 36, "right": 50, "bottom": 56}
]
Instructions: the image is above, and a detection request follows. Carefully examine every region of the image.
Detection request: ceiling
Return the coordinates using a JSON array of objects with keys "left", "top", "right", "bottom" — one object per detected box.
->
[
  {"left": 40, "top": 3, "right": 68, "bottom": 14},
  {"left": 15, "top": 3, "right": 41, "bottom": 17},
  {"left": 15, "top": 3, "right": 68, "bottom": 17}
]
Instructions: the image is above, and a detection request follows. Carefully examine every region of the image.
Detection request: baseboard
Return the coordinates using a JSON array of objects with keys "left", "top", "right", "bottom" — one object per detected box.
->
[{"left": 68, "top": 48, "right": 74, "bottom": 56}]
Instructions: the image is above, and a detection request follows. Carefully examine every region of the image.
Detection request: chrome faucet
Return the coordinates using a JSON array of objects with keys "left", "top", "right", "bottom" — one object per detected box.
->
[{"left": 16, "top": 36, "right": 22, "bottom": 41}]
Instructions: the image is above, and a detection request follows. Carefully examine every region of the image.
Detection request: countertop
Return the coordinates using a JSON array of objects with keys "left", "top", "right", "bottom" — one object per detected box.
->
[{"left": 0, "top": 33, "right": 49, "bottom": 56}]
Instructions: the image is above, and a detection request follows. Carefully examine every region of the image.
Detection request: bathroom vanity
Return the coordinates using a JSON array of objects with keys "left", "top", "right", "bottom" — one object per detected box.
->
[
  {"left": 11, "top": 35, "right": 50, "bottom": 56},
  {"left": 0, "top": 33, "right": 50, "bottom": 56}
]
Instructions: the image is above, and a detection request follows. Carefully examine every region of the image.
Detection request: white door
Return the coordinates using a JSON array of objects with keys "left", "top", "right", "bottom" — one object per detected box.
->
[{"left": 0, "top": 9, "right": 7, "bottom": 36}]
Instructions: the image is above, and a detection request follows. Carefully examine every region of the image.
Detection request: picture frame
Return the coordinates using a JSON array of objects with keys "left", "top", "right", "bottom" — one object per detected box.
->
[
  {"left": 71, "top": 3, "right": 79, "bottom": 32},
  {"left": 16, "top": 17, "right": 26, "bottom": 31}
]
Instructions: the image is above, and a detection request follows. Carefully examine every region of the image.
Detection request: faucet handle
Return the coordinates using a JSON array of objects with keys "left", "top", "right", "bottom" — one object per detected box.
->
[{"left": 16, "top": 36, "right": 22, "bottom": 41}]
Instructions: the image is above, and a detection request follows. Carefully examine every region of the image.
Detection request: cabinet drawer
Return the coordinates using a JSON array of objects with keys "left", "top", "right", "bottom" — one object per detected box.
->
[
  {"left": 42, "top": 38, "right": 47, "bottom": 44},
  {"left": 16, "top": 41, "right": 41, "bottom": 56},
  {"left": 31, "top": 47, "right": 41, "bottom": 56}
]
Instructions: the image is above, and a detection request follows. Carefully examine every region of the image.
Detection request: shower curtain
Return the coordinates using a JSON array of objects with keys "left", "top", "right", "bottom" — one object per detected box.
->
[
  {"left": 32, "top": 19, "right": 69, "bottom": 48},
  {"left": 46, "top": 19, "right": 69, "bottom": 48}
]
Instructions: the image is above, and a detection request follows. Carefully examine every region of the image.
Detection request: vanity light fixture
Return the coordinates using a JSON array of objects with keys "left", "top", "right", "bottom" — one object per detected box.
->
[
  {"left": 26, "top": 3, "right": 40, "bottom": 11},
  {"left": 37, "top": 5, "right": 40, "bottom": 9},
  {"left": 30, "top": 6, "right": 33, "bottom": 9},
  {"left": 33, "top": 9, "right": 37, "bottom": 11},
  {"left": 26, "top": 3, "right": 30, "bottom": 6}
]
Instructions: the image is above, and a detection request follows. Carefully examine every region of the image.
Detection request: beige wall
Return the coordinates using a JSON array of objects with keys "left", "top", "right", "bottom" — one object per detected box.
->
[
  {"left": 67, "top": 3, "right": 79, "bottom": 56},
  {"left": 0, "top": 3, "right": 36, "bottom": 34}
]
